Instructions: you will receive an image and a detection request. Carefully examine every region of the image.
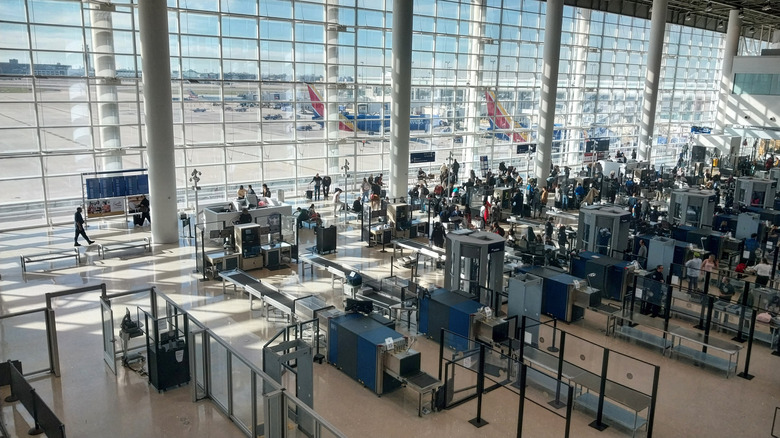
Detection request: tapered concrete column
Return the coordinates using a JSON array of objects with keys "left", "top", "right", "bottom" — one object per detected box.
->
[
  {"left": 389, "top": 0, "right": 413, "bottom": 200},
  {"left": 326, "top": 2, "right": 340, "bottom": 176},
  {"left": 535, "top": 0, "right": 564, "bottom": 187},
  {"left": 568, "top": 8, "right": 590, "bottom": 168},
  {"left": 464, "top": 1, "right": 486, "bottom": 176},
  {"left": 715, "top": 9, "right": 742, "bottom": 133},
  {"left": 90, "top": 6, "right": 122, "bottom": 171},
  {"left": 139, "top": 0, "right": 178, "bottom": 244},
  {"left": 638, "top": 0, "right": 667, "bottom": 161}
]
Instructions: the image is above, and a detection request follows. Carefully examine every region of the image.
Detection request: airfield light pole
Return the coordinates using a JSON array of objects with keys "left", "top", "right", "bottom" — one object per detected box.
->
[{"left": 189, "top": 169, "right": 202, "bottom": 223}]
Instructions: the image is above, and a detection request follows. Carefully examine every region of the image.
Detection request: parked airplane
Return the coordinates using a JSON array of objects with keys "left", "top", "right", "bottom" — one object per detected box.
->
[
  {"left": 306, "top": 84, "right": 432, "bottom": 133},
  {"left": 484, "top": 90, "right": 532, "bottom": 143},
  {"left": 187, "top": 90, "right": 258, "bottom": 106}
]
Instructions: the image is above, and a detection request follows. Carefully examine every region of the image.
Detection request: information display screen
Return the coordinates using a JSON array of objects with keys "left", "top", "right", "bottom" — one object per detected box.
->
[{"left": 86, "top": 174, "right": 149, "bottom": 200}]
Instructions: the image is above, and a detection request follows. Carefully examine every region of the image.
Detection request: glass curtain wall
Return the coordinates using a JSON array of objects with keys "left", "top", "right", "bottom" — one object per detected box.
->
[{"left": 0, "top": 0, "right": 727, "bottom": 228}]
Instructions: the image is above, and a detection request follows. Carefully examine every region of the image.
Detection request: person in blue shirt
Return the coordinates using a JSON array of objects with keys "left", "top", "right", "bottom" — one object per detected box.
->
[
  {"left": 745, "top": 233, "right": 760, "bottom": 265},
  {"left": 574, "top": 183, "right": 586, "bottom": 208}
]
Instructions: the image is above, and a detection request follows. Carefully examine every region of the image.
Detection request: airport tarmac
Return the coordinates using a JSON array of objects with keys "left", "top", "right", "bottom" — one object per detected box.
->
[{"left": 0, "top": 78, "right": 531, "bottom": 228}]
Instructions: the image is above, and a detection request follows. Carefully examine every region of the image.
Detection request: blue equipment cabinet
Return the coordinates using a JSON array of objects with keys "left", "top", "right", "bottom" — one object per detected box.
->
[
  {"left": 546, "top": 273, "right": 585, "bottom": 322},
  {"left": 420, "top": 288, "right": 482, "bottom": 351},
  {"left": 571, "top": 251, "right": 633, "bottom": 301},
  {"left": 328, "top": 313, "right": 405, "bottom": 395}
]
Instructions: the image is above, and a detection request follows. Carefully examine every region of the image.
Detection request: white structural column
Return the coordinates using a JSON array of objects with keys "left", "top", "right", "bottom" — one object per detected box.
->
[
  {"left": 567, "top": 8, "right": 591, "bottom": 168},
  {"left": 771, "top": 29, "right": 780, "bottom": 49},
  {"left": 715, "top": 9, "right": 742, "bottom": 133},
  {"left": 638, "top": 0, "right": 667, "bottom": 161},
  {"left": 326, "top": 2, "right": 341, "bottom": 176},
  {"left": 90, "top": 6, "right": 122, "bottom": 171},
  {"left": 535, "top": 0, "right": 564, "bottom": 186},
  {"left": 389, "top": 0, "right": 413, "bottom": 200},
  {"left": 464, "top": 1, "right": 486, "bottom": 174},
  {"left": 139, "top": 0, "right": 178, "bottom": 244}
]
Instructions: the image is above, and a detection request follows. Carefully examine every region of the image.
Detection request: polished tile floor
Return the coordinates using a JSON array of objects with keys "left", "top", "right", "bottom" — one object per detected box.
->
[{"left": 2, "top": 203, "right": 780, "bottom": 438}]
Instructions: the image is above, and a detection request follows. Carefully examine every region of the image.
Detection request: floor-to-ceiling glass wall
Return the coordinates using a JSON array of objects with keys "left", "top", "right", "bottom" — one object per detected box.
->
[{"left": 0, "top": 0, "right": 731, "bottom": 228}]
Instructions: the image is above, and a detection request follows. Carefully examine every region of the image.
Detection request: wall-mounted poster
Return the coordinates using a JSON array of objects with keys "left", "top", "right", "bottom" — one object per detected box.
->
[{"left": 86, "top": 197, "right": 125, "bottom": 218}]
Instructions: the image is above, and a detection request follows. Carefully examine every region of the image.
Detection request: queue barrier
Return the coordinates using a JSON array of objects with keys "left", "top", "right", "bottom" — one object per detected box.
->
[{"left": 2, "top": 360, "right": 65, "bottom": 438}]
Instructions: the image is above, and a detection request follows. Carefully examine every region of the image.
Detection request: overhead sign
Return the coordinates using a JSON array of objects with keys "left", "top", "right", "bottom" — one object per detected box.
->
[
  {"left": 86, "top": 174, "right": 149, "bottom": 199},
  {"left": 517, "top": 144, "right": 537, "bottom": 154},
  {"left": 691, "top": 126, "right": 712, "bottom": 134},
  {"left": 410, "top": 152, "right": 435, "bottom": 163}
]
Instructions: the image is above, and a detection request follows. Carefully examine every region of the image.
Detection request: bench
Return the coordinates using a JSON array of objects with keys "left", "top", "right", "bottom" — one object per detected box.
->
[
  {"left": 671, "top": 344, "right": 736, "bottom": 375},
  {"left": 519, "top": 367, "right": 572, "bottom": 404},
  {"left": 575, "top": 392, "right": 647, "bottom": 434},
  {"left": 97, "top": 238, "right": 151, "bottom": 259},
  {"left": 616, "top": 325, "right": 671, "bottom": 352},
  {"left": 21, "top": 250, "right": 80, "bottom": 272}
]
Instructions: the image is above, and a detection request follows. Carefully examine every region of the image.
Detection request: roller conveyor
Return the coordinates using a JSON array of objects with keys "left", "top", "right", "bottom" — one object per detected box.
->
[
  {"left": 300, "top": 254, "right": 360, "bottom": 286},
  {"left": 219, "top": 269, "right": 312, "bottom": 322},
  {"left": 392, "top": 238, "right": 446, "bottom": 261}
]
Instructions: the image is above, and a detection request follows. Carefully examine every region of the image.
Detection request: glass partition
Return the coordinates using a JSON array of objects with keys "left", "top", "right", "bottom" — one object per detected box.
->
[
  {"left": 0, "top": 309, "right": 51, "bottom": 375},
  {"left": 440, "top": 330, "right": 480, "bottom": 407},
  {"left": 230, "top": 357, "right": 253, "bottom": 433},
  {"left": 208, "top": 337, "right": 229, "bottom": 411}
]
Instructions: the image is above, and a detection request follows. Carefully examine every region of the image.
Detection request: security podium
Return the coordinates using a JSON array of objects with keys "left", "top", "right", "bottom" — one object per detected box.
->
[
  {"left": 668, "top": 188, "right": 717, "bottom": 228},
  {"left": 143, "top": 308, "right": 190, "bottom": 392}
]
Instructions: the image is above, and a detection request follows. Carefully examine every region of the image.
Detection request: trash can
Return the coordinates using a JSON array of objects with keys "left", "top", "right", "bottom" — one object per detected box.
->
[{"left": 276, "top": 189, "right": 285, "bottom": 202}]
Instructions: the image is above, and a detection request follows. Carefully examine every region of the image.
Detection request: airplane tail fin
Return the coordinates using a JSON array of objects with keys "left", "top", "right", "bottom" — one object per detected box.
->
[
  {"left": 188, "top": 89, "right": 198, "bottom": 98},
  {"left": 306, "top": 84, "right": 325, "bottom": 120}
]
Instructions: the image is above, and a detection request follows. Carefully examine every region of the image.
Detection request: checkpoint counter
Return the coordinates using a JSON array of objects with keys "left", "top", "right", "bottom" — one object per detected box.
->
[{"left": 202, "top": 199, "right": 292, "bottom": 235}]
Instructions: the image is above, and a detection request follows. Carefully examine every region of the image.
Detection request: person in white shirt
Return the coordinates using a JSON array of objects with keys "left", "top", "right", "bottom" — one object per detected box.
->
[
  {"left": 332, "top": 188, "right": 344, "bottom": 218},
  {"left": 685, "top": 253, "right": 703, "bottom": 292},
  {"left": 751, "top": 258, "right": 773, "bottom": 286}
]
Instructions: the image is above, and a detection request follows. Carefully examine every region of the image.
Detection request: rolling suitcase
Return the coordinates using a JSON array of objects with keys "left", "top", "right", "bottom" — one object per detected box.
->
[
  {"left": 306, "top": 190, "right": 313, "bottom": 200},
  {"left": 133, "top": 214, "right": 144, "bottom": 226}
]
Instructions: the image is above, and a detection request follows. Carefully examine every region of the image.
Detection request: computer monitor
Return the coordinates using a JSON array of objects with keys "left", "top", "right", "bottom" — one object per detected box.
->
[{"left": 267, "top": 213, "right": 282, "bottom": 234}]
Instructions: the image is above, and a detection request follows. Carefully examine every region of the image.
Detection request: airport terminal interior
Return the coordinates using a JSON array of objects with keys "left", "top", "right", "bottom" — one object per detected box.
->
[{"left": 4, "top": 0, "right": 780, "bottom": 437}]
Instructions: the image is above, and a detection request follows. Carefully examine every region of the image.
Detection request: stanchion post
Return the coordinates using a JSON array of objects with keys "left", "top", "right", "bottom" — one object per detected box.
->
[
  {"left": 468, "top": 343, "right": 489, "bottom": 427},
  {"left": 516, "top": 364, "right": 527, "bottom": 438},
  {"left": 547, "top": 318, "right": 560, "bottom": 353},
  {"left": 733, "top": 281, "right": 751, "bottom": 343},
  {"left": 589, "top": 349, "right": 610, "bottom": 431},
  {"left": 549, "top": 331, "right": 566, "bottom": 409},
  {"left": 738, "top": 307, "right": 757, "bottom": 380}
]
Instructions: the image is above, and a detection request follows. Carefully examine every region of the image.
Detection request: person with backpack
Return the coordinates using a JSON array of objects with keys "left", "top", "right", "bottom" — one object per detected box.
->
[{"left": 322, "top": 175, "right": 332, "bottom": 198}]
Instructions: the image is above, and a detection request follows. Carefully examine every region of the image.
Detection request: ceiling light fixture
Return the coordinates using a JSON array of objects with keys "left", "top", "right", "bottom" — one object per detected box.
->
[
  {"left": 738, "top": 8, "right": 744, "bottom": 18},
  {"left": 763, "top": 1, "right": 772, "bottom": 11},
  {"left": 717, "top": 20, "right": 724, "bottom": 28},
  {"left": 686, "top": 11, "right": 692, "bottom": 21},
  {"left": 705, "top": 2, "right": 713, "bottom": 12},
  {"left": 749, "top": 26, "right": 756, "bottom": 33}
]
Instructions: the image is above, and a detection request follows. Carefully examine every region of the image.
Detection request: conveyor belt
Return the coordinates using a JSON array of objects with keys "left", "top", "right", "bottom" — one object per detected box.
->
[
  {"left": 263, "top": 290, "right": 295, "bottom": 316},
  {"left": 359, "top": 288, "right": 401, "bottom": 308},
  {"left": 301, "top": 254, "right": 358, "bottom": 279},
  {"left": 294, "top": 296, "right": 333, "bottom": 320},
  {"left": 219, "top": 268, "right": 307, "bottom": 322},
  {"left": 221, "top": 270, "right": 262, "bottom": 288}
]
